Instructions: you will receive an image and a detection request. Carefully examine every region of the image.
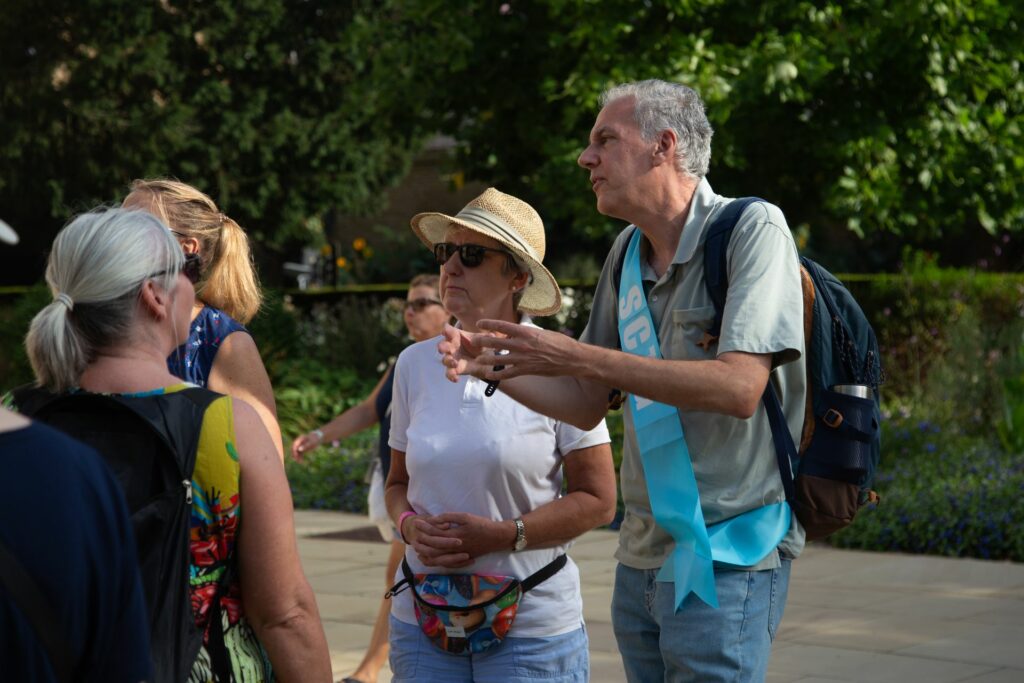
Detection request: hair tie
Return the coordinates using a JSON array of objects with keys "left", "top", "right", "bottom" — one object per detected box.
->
[{"left": 55, "top": 292, "right": 74, "bottom": 311}]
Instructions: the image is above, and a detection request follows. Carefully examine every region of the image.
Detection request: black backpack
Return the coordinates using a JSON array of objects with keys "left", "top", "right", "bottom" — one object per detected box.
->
[
  {"left": 613, "top": 197, "right": 883, "bottom": 540},
  {"left": 13, "top": 386, "right": 233, "bottom": 683}
]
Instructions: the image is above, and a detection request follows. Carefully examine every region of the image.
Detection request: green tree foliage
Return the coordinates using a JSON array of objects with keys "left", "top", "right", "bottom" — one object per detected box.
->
[
  {"left": 432, "top": 0, "right": 1023, "bottom": 268},
  {"left": 2, "top": 1, "right": 1019, "bottom": 282},
  {"left": 0, "top": 0, "right": 472, "bottom": 282}
]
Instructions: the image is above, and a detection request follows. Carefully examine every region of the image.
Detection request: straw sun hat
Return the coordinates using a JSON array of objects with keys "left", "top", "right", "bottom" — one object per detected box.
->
[{"left": 410, "top": 188, "right": 562, "bottom": 316}]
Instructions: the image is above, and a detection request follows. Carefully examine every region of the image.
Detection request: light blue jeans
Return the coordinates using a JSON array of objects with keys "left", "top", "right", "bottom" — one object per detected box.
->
[
  {"left": 611, "top": 560, "right": 791, "bottom": 683},
  {"left": 389, "top": 615, "right": 589, "bottom": 682}
]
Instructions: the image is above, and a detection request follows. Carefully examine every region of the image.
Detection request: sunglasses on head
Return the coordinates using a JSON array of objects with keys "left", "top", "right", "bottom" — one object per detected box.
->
[
  {"left": 434, "top": 242, "right": 513, "bottom": 269},
  {"left": 405, "top": 297, "right": 442, "bottom": 312}
]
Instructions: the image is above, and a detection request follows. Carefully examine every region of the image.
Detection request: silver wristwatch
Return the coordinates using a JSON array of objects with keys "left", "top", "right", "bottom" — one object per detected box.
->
[{"left": 513, "top": 518, "right": 527, "bottom": 552}]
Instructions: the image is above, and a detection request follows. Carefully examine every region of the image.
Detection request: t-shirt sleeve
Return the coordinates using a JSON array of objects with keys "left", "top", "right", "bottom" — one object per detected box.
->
[
  {"left": 387, "top": 350, "right": 411, "bottom": 453},
  {"left": 554, "top": 416, "right": 612, "bottom": 455},
  {"left": 716, "top": 202, "right": 804, "bottom": 368}
]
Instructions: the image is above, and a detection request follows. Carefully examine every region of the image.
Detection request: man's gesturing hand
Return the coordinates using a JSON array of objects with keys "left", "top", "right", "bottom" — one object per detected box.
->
[
  {"left": 437, "top": 322, "right": 496, "bottom": 382},
  {"left": 469, "top": 319, "right": 580, "bottom": 380},
  {"left": 438, "top": 319, "right": 584, "bottom": 382}
]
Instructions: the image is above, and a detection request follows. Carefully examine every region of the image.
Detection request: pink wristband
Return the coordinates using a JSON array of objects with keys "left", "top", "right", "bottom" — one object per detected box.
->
[{"left": 398, "top": 511, "right": 418, "bottom": 543}]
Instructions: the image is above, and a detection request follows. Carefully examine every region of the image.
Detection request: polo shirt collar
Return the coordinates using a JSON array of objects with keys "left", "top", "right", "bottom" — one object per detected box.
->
[{"left": 672, "top": 177, "right": 723, "bottom": 266}]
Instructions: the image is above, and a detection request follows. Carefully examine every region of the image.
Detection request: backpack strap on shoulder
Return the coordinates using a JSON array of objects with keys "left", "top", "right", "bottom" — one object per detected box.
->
[
  {"left": 703, "top": 197, "right": 765, "bottom": 339},
  {"left": 701, "top": 197, "right": 800, "bottom": 502},
  {"left": 611, "top": 225, "right": 640, "bottom": 299}
]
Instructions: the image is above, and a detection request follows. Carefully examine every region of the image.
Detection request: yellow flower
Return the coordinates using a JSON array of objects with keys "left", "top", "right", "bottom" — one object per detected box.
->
[
  {"left": 363, "top": 246, "right": 374, "bottom": 258},
  {"left": 320, "top": 244, "right": 332, "bottom": 256},
  {"left": 336, "top": 256, "right": 348, "bottom": 269},
  {"left": 353, "top": 237, "right": 367, "bottom": 251}
]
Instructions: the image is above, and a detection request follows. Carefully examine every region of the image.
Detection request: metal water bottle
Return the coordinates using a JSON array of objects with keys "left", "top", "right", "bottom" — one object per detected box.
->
[{"left": 832, "top": 384, "right": 872, "bottom": 399}]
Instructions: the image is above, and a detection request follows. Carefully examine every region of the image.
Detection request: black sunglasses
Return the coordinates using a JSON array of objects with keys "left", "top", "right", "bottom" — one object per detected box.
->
[
  {"left": 434, "top": 242, "right": 513, "bottom": 269},
  {"left": 405, "top": 297, "right": 442, "bottom": 312},
  {"left": 150, "top": 252, "right": 202, "bottom": 285}
]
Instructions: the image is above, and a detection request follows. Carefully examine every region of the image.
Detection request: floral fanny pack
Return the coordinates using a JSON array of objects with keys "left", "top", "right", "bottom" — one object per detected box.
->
[{"left": 385, "top": 554, "right": 567, "bottom": 656}]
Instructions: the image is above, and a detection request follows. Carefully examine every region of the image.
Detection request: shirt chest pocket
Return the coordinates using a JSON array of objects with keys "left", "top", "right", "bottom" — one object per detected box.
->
[{"left": 670, "top": 305, "right": 717, "bottom": 360}]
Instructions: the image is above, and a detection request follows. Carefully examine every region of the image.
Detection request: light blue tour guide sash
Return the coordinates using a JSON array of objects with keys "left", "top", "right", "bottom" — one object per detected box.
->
[{"left": 616, "top": 227, "right": 790, "bottom": 609}]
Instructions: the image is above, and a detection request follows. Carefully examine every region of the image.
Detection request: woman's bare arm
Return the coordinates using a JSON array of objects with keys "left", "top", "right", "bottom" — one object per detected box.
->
[
  {"left": 234, "top": 400, "right": 332, "bottom": 682},
  {"left": 209, "top": 332, "right": 284, "bottom": 459}
]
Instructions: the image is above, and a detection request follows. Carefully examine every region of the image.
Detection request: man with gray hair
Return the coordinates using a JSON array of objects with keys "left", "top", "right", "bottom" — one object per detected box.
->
[{"left": 439, "top": 78, "right": 806, "bottom": 681}]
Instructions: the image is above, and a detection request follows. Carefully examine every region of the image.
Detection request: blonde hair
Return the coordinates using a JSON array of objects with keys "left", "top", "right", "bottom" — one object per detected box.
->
[
  {"left": 125, "top": 178, "right": 262, "bottom": 323},
  {"left": 26, "top": 208, "right": 184, "bottom": 392}
]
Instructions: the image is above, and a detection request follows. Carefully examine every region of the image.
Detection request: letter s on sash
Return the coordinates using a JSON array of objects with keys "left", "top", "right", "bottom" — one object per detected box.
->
[{"left": 618, "top": 284, "right": 644, "bottom": 319}]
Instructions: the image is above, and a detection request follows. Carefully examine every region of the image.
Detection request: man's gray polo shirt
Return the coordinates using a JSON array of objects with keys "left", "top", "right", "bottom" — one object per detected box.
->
[{"left": 581, "top": 178, "right": 807, "bottom": 571}]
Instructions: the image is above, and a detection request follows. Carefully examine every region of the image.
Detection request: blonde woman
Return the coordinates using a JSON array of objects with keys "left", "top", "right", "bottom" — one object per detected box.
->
[
  {"left": 123, "top": 179, "right": 282, "bottom": 456},
  {"left": 21, "top": 208, "right": 331, "bottom": 682}
]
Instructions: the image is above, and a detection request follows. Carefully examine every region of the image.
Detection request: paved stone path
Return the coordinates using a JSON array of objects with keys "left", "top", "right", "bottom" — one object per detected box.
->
[{"left": 294, "top": 510, "right": 1024, "bottom": 682}]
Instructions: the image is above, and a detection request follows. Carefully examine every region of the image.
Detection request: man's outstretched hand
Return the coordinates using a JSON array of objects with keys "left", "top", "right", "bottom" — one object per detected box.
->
[
  {"left": 437, "top": 323, "right": 494, "bottom": 382},
  {"left": 437, "top": 319, "right": 581, "bottom": 382}
]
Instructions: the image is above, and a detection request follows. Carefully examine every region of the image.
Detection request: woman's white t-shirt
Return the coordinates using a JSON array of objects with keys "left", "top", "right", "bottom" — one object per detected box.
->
[{"left": 388, "top": 333, "right": 612, "bottom": 638}]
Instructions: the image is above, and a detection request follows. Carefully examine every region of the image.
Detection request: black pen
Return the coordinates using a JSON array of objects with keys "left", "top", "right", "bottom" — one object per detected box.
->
[{"left": 484, "top": 350, "right": 510, "bottom": 397}]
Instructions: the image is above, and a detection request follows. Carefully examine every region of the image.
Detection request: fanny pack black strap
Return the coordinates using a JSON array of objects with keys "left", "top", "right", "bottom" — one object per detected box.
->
[
  {"left": 520, "top": 553, "right": 568, "bottom": 593},
  {"left": 385, "top": 559, "right": 416, "bottom": 599},
  {"left": 390, "top": 554, "right": 567, "bottom": 598}
]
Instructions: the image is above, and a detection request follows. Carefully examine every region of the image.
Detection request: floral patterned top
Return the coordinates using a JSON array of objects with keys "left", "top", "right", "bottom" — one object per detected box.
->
[
  {"left": 134, "top": 384, "right": 271, "bottom": 682},
  {"left": 167, "top": 306, "right": 249, "bottom": 387}
]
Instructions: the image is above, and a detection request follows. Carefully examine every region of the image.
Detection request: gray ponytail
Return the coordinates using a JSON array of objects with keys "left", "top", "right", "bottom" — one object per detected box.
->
[{"left": 25, "top": 208, "right": 183, "bottom": 392}]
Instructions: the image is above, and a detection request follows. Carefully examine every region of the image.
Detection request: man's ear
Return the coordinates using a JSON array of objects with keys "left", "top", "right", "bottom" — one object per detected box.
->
[
  {"left": 652, "top": 129, "right": 677, "bottom": 167},
  {"left": 138, "top": 280, "right": 168, "bottom": 321}
]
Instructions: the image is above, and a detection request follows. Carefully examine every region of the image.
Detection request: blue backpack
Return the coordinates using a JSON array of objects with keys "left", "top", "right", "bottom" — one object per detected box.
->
[{"left": 704, "top": 198, "right": 883, "bottom": 539}]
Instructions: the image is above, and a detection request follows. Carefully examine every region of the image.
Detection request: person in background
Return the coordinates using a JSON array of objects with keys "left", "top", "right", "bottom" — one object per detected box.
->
[
  {"left": 21, "top": 208, "right": 332, "bottom": 681},
  {"left": 291, "top": 273, "right": 449, "bottom": 683},
  {"left": 385, "top": 189, "right": 617, "bottom": 682},
  {"left": 123, "top": 178, "right": 283, "bottom": 457},
  {"left": 0, "top": 220, "right": 151, "bottom": 683}
]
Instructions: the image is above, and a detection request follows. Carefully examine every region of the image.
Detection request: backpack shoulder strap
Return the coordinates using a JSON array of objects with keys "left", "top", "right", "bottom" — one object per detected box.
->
[
  {"left": 610, "top": 225, "right": 640, "bottom": 298},
  {"left": 0, "top": 537, "right": 74, "bottom": 683},
  {"left": 701, "top": 197, "right": 800, "bottom": 502},
  {"left": 703, "top": 197, "right": 765, "bottom": 338}
]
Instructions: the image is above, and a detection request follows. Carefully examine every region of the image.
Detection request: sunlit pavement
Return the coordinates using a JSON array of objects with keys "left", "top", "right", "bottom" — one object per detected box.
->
[{"left": 295, "top": 510, "right": 1024, "bottom": 683}]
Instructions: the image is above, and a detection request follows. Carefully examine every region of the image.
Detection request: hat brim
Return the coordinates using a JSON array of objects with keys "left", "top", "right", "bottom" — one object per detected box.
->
[{"left": 411, "top": 211, "right": 562, "bottom": 316}]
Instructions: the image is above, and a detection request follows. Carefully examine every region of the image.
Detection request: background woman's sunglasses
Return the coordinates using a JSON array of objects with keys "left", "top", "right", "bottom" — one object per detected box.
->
[
  {"left": 151, "top": 252, "right": 202, "bottom": 284},
  {"left": 179, "top": 253, "right": 202, "bottom": 284},
  {"left": 405, "top": 297, "right": 442, "bottom": 312},
  {"left": 434, "top": 242, "right": 512, "bottom": 268}
]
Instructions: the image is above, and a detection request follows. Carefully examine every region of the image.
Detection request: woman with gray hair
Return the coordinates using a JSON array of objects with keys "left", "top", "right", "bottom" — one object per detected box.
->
[{"left": 20, "top": 208, "right": 332, "bottom": 682}]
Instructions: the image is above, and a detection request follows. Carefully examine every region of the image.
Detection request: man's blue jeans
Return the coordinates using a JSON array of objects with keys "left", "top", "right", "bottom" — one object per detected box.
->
[{"left": 611, "top": 560, "right": 791, "bottom": 683}]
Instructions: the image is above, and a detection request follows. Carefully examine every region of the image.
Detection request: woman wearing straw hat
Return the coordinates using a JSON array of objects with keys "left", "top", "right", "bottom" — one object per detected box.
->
[{"left": 384, "top": 188, "right": 617, "bottom": 682}]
